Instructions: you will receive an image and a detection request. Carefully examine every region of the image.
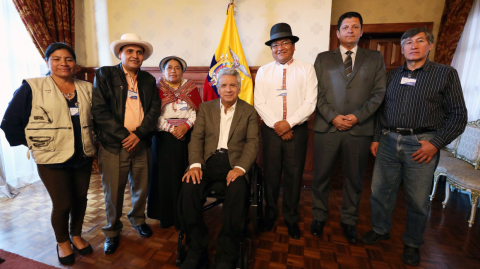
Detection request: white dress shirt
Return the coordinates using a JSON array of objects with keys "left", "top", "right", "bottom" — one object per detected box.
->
[
  {"left": 190, "top": 100, "right": 245, "bottom": 172},
  {"left": 254, "top": 59, "right": 318, "bottom": 128},
  {"left": 217, "top": 101, "right": 236, "bottom": 150},
  {"left": 339, "top": 45, "right": 358, "bottom": 68},
  {"left": 156, "top": 79, "right": 197, "bottom": 132}
]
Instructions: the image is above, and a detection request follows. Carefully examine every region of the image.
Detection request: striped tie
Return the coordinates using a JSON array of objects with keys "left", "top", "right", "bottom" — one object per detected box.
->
[{"left": 344, "top": 51, "right": 353, "bottom": 78}]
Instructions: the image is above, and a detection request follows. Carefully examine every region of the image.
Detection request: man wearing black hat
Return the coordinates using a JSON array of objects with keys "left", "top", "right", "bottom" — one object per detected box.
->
[
  {"left": 310, "top": 12, "right": 386, "bottom": 243},
  {"left": 254, "top": 22, "right": 317, "bottom": 239}
]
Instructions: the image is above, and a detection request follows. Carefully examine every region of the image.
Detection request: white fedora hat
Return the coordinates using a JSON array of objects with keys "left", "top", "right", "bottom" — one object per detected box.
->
[{"left": 110, "top": 33, "right": 153, "bottom": 60}]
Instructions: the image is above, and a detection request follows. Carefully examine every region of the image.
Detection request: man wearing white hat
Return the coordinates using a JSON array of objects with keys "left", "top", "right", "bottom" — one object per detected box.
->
[{"left": 92, "top": 33, "right": 161, "bottom": 254}]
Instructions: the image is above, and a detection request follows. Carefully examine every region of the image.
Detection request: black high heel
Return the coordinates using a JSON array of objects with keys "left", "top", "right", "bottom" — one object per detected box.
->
[{"left": 56, "top": 244, "right": 75, "bottom": 265}]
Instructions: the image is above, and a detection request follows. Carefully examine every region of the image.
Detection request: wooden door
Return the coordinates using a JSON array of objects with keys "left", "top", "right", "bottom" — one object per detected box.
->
[{"left": 359, "top": 37, "right": 406, "bottom": 72}]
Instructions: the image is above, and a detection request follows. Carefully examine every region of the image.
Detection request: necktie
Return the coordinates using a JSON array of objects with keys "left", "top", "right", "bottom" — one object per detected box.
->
[{"left": 344, "top": 51, "right": 353, "bottom": 78}]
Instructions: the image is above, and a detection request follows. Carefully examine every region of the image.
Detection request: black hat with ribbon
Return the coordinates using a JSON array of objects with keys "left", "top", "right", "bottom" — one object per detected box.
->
[{"left": 265, "top": 22, "right": 299, "bottom": 46}]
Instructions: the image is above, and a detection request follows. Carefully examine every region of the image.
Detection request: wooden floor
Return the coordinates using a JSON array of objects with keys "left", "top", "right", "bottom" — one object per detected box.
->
[{"left": 1, "top": 157, "right": 479, "bottom": 269}]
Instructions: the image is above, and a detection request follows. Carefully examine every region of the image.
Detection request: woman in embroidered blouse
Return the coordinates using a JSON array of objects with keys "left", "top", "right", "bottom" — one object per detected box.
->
[{"left": 147, "top": 55, "right": 201, "bottom": 229}]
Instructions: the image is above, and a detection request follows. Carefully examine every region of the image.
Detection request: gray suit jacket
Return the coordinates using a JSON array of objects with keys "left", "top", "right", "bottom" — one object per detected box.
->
[
  {"left": 188, "top": 98, "right": 259, "bottom": 173},
  {"left": 312, "top": 47, "right": 386, "bottom": 136}
]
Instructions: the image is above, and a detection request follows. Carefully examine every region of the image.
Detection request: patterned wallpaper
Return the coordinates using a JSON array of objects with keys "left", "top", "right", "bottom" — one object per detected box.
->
[
  {"left": 331, "top": 0, "right": 446, "bottom": 60},
  {"left": 75, "top": 0, "right": 333, "bottom": 67}
]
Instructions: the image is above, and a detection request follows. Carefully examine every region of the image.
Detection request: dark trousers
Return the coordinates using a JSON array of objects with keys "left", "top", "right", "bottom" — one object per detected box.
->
[
  {"left": 261, "top": 122, "right": 308, "bottom": 225},
  {"left": 37, "top": 159, "right": 93, "bottom": 242},
  {"left": 178, "top": 152, "right": 247, "bottom": 263},
  {"left": 98, "top": 142, "right": 150, "bottom": 238},
  {"left": 312, "top": 131, "right": 371, "bottom": 225}
]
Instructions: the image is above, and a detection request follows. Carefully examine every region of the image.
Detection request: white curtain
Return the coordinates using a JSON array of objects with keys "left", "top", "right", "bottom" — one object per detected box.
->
[
  {"left": 451, "top": 0, "right": 480, "bottom": 121},
  {"left": 0, "top": 0, "right": 48, "bottom": 198}
]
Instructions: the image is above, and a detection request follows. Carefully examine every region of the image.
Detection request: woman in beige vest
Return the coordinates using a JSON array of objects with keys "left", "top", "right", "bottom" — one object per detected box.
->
[{"left": 1, "top": 43, "right": 96, "bottom": 265}]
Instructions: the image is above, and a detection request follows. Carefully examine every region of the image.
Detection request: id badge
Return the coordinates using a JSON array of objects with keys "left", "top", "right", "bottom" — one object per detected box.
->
[
  {"left": 276, "top": 89, "right": 287, "bottom": 97},
  {"left": 70, "top": 107, "right": 79, "bottom": 116},
  {"left": 177, "top": 101, "right": 188, "bottom": 111},
  {"left": 128, "top": 90, "right": 138, "bottom": 99},
  {"left": 401, "top": 77, "right": 416, "bottom": 86}
]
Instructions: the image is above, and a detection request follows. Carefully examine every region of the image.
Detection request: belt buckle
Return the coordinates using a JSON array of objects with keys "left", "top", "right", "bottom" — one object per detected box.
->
[{"left": 396, "top": 128, "right": 413, "bottom": 135}]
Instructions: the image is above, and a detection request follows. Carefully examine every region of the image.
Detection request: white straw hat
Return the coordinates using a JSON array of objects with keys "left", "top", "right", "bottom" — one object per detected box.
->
[{"left": 110, "top": 33, "right": 153, "bottom": 60}]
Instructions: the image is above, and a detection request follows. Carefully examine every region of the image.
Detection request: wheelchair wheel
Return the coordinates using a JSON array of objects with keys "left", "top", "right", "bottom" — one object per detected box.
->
[
  {"left": 237, "top": 238, "right": 251, "bottom": 269},
  {"left": 252, "top": 164, "right": 264, "bottom": 233},
  {"left": 175, "top": 231, "right": 187, "bottom": 267}
]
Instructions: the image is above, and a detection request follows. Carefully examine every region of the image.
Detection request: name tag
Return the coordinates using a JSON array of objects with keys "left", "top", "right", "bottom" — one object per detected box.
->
[
  {"left": 128, "top": 90, "right": 138, "bottom": 99},
  {"left": 401, "top": 77, "right": 416, "bottom": 86},
  {"left": 276, "top": 89, "right": 287, "bottom": 97},
  {"left": 177, "top": 101, "right": 188, "bottom": 111},
  {"left": 70, "top": 107, "right": 79, "bottom": 116}
]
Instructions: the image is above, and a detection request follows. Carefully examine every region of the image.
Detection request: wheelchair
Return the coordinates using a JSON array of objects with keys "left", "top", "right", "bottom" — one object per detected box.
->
[{"left": 175, "top": 163, "right": 264, "bottom": 269}]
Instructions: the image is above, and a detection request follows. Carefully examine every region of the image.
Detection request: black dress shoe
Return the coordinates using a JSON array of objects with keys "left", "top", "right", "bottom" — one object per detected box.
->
[
  {"left": 310, "top": 220, "right": 325, "bottom": 237},
  {"left": 180, "top": 256, "right": 208, "bottom": 269},
  {"left": 57, "top": 244, "right": 75, "bottom": 265},
  {"left": 262, "top": 218, "right": 275, "bottom": 231},
  {"left": 215, "top": 260, "right": 235, "bottom": 269},
  {"left": 401, "top": 245, "right": 420, "bottom": 266},
  {"left": 104, "top": 236, "right": 120, "bottom": 255},
  {"left": 134, "top": 223, "right": 153, "bottom": 238},
  {"left": 340, "top": 222, "right": 358, "bottom": 243},
  {"left": 360, "top": 230, "right": 390, "bottom": 244},
  {"left": 285, "top": 221, "right": 301, "bottom": 239}
]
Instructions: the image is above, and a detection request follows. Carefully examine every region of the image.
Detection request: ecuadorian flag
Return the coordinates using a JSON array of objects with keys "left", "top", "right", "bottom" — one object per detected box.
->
[{"left": 203, "top": 3, "right": 253, "bottom": 105}]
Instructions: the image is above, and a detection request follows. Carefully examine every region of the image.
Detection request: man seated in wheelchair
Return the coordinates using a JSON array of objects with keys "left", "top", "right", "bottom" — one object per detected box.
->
[{"left": 178, "top": 68, "right": 259, "bottom": 269}]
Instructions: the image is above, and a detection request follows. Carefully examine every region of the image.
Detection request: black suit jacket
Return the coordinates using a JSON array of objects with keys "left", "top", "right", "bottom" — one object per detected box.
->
[{"left": 312, "top": 47, "right": 386, "bottom": 136}]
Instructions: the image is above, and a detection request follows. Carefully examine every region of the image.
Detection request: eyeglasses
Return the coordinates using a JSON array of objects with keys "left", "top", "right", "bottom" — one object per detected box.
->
[{"left": 271, "top": 41, "right": 292, "bottom": 50}]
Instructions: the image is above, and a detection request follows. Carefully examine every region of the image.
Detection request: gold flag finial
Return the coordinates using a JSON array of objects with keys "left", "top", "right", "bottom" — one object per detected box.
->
[{"left": 226, "top": 0, "right": 237, "bottom": 15}]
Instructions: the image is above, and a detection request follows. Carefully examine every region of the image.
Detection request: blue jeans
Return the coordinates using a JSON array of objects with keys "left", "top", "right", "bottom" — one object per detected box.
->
[{"left": 370, "top": 130, "right": 439, "bottom": 248}]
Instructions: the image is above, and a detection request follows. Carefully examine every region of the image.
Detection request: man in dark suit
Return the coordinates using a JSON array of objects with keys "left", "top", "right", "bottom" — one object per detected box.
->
[
  {"left": 311, "top": 12, "right": 386, "bottom": 243},
  {"left": 178, "top": 68, "right": 259, "bottom": 269}
]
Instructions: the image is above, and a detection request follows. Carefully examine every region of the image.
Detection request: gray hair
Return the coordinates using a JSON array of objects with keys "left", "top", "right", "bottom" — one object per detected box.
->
[
  {"left": 216, "top": 68, "right": 242, "bottom": 89},
  {"left": 400, "top": 27, "right": 434, "bottom": 48}
]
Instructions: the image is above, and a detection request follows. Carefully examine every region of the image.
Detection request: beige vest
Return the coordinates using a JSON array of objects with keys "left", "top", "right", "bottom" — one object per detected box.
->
[{"left": 25, "top": 77, "right": 96, "bottom": 164}]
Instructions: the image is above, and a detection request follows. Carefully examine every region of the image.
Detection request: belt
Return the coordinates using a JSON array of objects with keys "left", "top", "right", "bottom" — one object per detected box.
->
[
  {"left": 386, "top": 127, "right": 436, "bottom": 136},
  {"left": 214, "top": 148, "right": 229, "bottom": 154}
]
